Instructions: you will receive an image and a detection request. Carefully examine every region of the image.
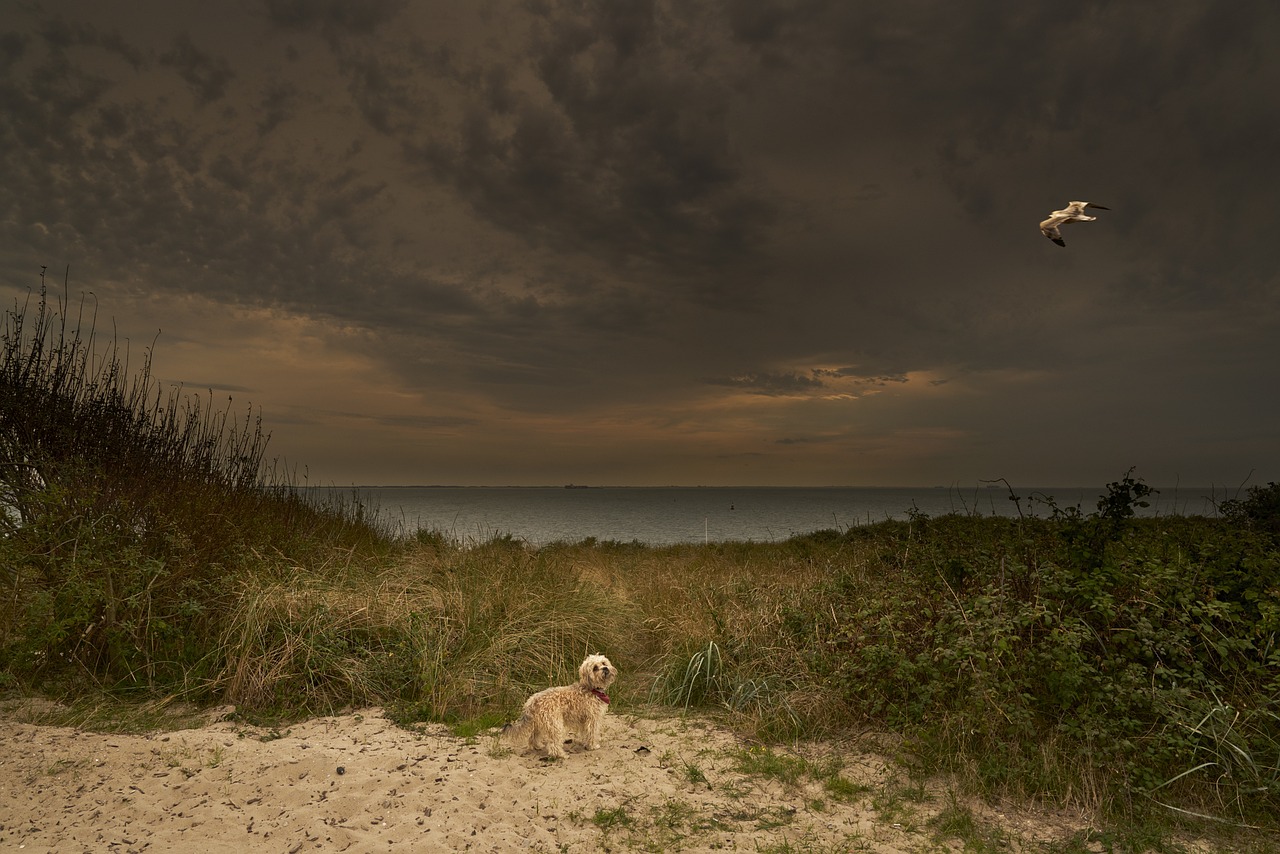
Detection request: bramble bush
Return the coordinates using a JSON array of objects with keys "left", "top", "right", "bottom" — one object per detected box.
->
[{"left": 807, "top": 474, "right": 1279, "bottom": 824}]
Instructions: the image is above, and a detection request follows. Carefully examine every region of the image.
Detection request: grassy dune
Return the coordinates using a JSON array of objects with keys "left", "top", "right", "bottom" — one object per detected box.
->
[{"left": 3, "top": 274, "right": 1278, "bottom": 843}]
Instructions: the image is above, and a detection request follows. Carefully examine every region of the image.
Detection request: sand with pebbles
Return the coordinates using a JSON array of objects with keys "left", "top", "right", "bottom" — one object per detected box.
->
[{"left": 0, "top": 704, "right": 1196, "bottom": 853}]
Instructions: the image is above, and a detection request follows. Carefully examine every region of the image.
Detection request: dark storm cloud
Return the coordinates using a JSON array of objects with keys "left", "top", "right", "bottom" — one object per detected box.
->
[
  {"left": 876, "top": 4, "right": 1280, "bottom": 303},
  {"left": 38, "top": 16, "right": 146, "bottom": 69},
  {"left": 2, "top": 40, "right": 109, "bottom": 136},
  {"left": 263, "top": 0, "right": 407, "bottom": 36},
  {"left": 711, "top": 2, "right": 1279, "bottom": 286},
  {"left": 338, "top": 50, "right": 429, "bottom": 136},
  {"left": 3, "top": 0, "right": 1277, "bottom": 485},
  {"left": 773, "top": 436, "right": 824, "bottom": 446},
  {"left": 354, "top": 412, "right": 478, "bottom": 430},
  {"left": 255, "top": 81, "right": 301, "bottom": 136},
  {"left": 819, "top": 368, "right": 908, "bottom": 384},
  {"left": 0, "top": 31, "right": 28, "bottom": 73},
  {"left": 410, "top": 1, "right": 777, "bottom": 286},
  {"left": 159, "top": 33, "right": 234, "bottom": 105},
  {"left": 707, "top": 367, "right": 912, "bottom": 398},
  {"left": 711, "top": 371, "right": 825, "bottom": 396},
  {"left": 179, "top": 381, "right": 256, "bottom": 394},
  {"left": 0, "top": 31, "right": 475, "bottom": 346},
  {"left": 724, "top": 0, "right": 808, "bottom": 46}
]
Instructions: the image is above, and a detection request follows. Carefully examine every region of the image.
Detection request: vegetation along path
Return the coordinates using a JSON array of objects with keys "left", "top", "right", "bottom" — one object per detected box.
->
[{"left": 3, "top": 278, "right": 1277, "bottom": 852}]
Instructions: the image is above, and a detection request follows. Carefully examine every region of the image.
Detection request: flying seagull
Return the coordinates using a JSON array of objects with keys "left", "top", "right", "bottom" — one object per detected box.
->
[{"left": 1039, "top": 200, "right": 1110, "bottom": 246}]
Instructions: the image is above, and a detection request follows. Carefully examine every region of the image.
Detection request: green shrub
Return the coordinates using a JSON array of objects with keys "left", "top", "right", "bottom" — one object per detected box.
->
[
  {"left": 815, "top": 476, "right": 1279, "bottom": 824},
  {"left": 1221, "top": 481, "right": 1280, "bottom": 540}
]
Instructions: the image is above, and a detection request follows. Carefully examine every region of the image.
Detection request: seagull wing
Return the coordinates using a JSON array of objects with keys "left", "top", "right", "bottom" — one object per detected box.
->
[
  {"left": 1042, "top": 200, "right": 1107, "bottom": 246},
  {"left": 1040, "top": 223, "right": 1066, "bottom": 246}
]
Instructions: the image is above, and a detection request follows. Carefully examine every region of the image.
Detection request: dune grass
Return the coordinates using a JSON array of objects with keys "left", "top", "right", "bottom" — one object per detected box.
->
[{"left": 2, "top": 271, "right": 1278, "bottom": 844}]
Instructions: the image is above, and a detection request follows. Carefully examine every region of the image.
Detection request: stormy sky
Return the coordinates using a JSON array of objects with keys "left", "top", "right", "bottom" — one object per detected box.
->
[{"left": 2, "top": 1, "right": 1277, "bottom": 487}]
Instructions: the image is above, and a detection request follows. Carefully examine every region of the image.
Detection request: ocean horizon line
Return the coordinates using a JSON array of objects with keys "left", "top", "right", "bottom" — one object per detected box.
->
[{"left": 296, "top": 483, "right": 1234, "bottom": 545}]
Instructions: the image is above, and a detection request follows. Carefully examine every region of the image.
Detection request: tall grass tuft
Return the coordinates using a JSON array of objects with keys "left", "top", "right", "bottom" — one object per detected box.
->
[{"left": 1, "top": 269, "right": 389, "bottom": 694}]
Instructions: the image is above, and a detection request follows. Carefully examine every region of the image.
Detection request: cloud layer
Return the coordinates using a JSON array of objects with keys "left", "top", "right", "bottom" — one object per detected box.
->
[{"left": 2, "top": 1, "right": 1277, "bottom": 486}]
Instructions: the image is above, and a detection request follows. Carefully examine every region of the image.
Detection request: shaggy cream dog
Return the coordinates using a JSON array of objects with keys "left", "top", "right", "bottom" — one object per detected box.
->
[{"left": 503, "top": 654, "right": 616, "bottom": 759}]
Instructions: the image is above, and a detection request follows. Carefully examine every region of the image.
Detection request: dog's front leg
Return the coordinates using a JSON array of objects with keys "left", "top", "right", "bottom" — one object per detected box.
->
[{"left": 583, "top": 718, "right": 602, "bottom": 751}]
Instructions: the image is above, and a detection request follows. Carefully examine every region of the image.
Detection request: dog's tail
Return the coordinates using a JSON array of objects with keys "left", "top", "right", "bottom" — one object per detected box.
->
[{"left": 501, "top": 714, "right": 532, "bottom": 746}]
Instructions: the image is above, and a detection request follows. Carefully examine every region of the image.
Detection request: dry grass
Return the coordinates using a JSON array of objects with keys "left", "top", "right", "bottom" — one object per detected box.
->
[{"left": 205, "top": 536, "right": 846, "bottom": 729}]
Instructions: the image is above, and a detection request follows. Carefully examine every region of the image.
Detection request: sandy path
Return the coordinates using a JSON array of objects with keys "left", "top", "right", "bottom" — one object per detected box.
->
[{"left": 1, "top": 705, "right": 1098, "bottom": 852}]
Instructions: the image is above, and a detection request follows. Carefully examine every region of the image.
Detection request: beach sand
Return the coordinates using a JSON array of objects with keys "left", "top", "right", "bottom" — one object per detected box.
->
[{"left": 0, "top": 704, "right": 1136, "bottom": 852}]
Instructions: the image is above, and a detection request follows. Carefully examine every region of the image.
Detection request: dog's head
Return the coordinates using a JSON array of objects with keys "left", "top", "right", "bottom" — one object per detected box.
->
[{"left": 579, "top": 654, "right": 617, "bottom": 690}]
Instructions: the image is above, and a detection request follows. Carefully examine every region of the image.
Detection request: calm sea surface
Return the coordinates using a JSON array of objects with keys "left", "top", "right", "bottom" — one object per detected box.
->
[{"left": 318, "top": 485, "right": 1226, "bottom": 546}]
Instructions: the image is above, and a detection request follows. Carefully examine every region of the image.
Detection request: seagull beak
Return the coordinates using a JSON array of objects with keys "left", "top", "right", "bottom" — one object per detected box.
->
[{"left": 1088, "top": 204, "right": 1110, "bottom": 210}]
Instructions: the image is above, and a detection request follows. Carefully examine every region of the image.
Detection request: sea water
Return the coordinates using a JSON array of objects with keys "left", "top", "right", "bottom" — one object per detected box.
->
[{"left": 314, "top": 485, "right": 1226, "bottom": 547}]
